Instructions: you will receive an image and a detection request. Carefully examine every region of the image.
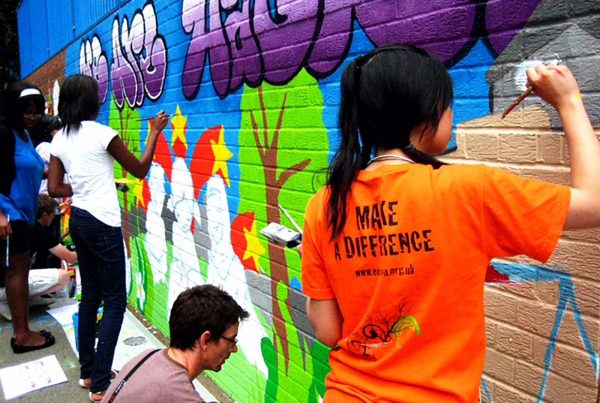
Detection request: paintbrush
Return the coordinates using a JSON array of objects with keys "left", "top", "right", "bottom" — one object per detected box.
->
[
  {"left": 139, "top": 110, "right": 170, "bottom": 121},
  {"left": 278, "top": 204, "right": 303, "bottom": 235},
  {"left": 501, "top": 86, "right": 534, "bottom": 119},
  {"left": 502, "top": 54, "right": 563, "bottom": 119}
]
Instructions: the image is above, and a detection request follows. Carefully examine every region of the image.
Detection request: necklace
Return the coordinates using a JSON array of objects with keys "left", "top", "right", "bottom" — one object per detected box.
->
[{"left": 367, "top": 153, "right": 414, "bottom": 166}]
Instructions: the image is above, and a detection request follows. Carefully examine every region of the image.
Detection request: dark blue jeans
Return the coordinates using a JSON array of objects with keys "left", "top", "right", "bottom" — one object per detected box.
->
[{"left": 70, "top": 207, "right": 126, "bottom": 393}]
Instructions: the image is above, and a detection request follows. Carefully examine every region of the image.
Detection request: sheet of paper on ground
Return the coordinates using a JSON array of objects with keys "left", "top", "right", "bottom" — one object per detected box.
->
[{"left": 0, "top": 354, "right": 68, "bottom": 400}]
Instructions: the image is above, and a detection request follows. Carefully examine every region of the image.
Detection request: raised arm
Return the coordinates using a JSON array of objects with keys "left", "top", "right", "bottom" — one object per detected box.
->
[
  {"left": 527, "top": 65, "right": 600, "bottom": 230},
  {"left": 108, "top": 111, "right": 169, "bottom": 179}
]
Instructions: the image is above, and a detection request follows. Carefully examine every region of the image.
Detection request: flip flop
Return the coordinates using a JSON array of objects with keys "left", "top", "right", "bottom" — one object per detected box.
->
[
  {"left": 79, "top": 370, "right": 119, "bottom": 388},
  {"left": 11, "top": 330, "right": 55, "bottom": 354}
]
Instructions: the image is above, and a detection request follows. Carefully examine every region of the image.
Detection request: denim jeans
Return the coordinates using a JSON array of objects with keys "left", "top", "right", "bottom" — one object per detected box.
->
[{"left": 70, "top": 207, "right": 126, "bottom": 393}]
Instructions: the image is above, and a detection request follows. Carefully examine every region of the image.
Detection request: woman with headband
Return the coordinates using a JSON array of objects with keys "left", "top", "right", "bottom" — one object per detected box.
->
[{"left": 0, "top": 82, "right": 56, "bottom": 353}]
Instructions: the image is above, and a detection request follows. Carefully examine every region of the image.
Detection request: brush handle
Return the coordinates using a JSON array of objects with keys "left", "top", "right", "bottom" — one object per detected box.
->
[{"left": 501, "top": 86, "right": 534, "bottom": 119}]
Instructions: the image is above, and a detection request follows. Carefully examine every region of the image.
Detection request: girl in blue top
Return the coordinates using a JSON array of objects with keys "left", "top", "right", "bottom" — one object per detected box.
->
[{"left": 0, "top": 82, "right": 55, "bottom": 353}]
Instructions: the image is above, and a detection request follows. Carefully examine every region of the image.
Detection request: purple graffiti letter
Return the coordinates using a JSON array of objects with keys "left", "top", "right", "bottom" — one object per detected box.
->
[
  {"left": 140, "top": 4, "right": 167, "bottom": 100},
  {"left": 111, "top": 16, "right": 143, "bottom": 108},
  {"left": 253, "top": 0, "right": 319, "bottom": 84},
  {"left": 79, "top": 35, "right": 109, "bottom": 103},
  {"left": 182, "top": 0, "right": 231, "bottom": 98},
  {"left": 222, "top": 0, "right": 262, "bottom": 91}
]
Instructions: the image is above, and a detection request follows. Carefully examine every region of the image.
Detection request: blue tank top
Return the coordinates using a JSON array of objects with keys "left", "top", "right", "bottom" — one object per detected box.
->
[{"left": 0, "top": 131, "right": 44, "bottom": 226}]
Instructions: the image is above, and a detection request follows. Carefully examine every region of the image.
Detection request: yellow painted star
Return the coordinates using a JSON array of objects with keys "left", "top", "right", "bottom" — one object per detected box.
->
[
  {"left": 171, "top": 105, "right": 188, "bottom": 152},
  {"left": 131, "top": 178, "right": 146, "bottom": 209},
  {"left": 242, "top": 220, "right": 265, "bottom": 271},
  {"left": 210, "top": 126, "right": 233, "bottom": 186}
]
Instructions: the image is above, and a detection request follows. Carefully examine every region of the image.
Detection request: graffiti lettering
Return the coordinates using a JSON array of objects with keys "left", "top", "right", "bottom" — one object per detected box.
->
[
  {"left": 111, "top": 2, "right": 167, "bottom": 109},
  {"left": 181, "top": 0, "right": 542, "bottom": 98},
  {"left": 79, "top": 35, "right": 109, "bottom": 103}
]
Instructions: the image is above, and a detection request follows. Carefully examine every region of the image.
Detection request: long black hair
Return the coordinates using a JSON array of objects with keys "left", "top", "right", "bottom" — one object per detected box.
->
[
  {"left": 327, "top": 45, "right": 454, "bottom": 240},
  {"left": 58, "top": 74, "right": 100, "bottom": 135}
]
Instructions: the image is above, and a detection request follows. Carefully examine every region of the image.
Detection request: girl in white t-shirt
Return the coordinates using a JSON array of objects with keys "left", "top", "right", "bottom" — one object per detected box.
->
[{"left": 48, "top": 74, "right": 169, "bottom": 402}]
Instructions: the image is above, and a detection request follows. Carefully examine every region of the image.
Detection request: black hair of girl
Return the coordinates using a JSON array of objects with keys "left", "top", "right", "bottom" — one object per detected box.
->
[
  {"left": 5, "top": 81, "right": 45, "bottom": 132},
  {"left": 327, "top": 45, "right": 454, "bottom": 240},
  {"left": 58, "top": 74, "right": 101, "bottom": 135}
]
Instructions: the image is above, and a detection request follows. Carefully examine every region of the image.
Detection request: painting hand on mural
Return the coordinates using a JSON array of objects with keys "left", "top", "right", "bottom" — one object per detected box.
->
[
  {"left": 108, "top": 110, "right": 170, "bottom": 179},
  {"left": 525, "top": 64, "right": 600, "bottom": 230}
]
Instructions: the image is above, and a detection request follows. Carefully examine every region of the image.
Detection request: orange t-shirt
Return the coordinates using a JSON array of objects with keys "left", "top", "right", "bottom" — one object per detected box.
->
[{"left": 301, "top": 164, "right": 570, "bottom": 402}]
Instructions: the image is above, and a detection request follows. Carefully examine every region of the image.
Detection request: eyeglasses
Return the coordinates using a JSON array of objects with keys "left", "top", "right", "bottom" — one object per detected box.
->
[
  {"left": 219, "top": 334, "right": 238, "bottom": 346},
  {"left": 24, "top": 113, "right": 43, "bottom": 119}
]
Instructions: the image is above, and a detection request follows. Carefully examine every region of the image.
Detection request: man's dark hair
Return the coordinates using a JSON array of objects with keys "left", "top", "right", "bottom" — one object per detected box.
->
[
  {"left": 169, "top": 285, "right": 249, "bottom": 350},
  {"left": 37, "top": 194, "right": 58, "bottom": 218},
  {"left": 30, "top": 115, "right": 62, "bottom": 146}
]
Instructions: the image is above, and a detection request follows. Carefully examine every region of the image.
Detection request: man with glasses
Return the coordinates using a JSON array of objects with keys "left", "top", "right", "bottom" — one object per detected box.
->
[{"left": 101, "top": 285, "right": 249, "bottom": 403}]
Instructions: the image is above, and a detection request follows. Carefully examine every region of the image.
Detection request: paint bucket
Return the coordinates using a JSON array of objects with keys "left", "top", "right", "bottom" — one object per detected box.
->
[
  {"left": 72, "top": 311, "right": 79, "bottom": 352},
  {"left": 72, "top": 306, "right": 103, "bottom": 352}
]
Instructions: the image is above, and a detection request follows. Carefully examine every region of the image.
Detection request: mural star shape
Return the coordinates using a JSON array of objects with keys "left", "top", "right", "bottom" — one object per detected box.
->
[
  {"left": 242, "top": 219, "right": 265, "bottom": 272},
  {"left": 171, "top": 105, "right": 188, "bottom": 158},
  {"left": 210, "top": 126, "right": 233, "bottom": 186}
]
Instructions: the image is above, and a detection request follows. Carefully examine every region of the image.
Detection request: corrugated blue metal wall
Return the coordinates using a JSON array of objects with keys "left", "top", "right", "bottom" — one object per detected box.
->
[{"left": 17, "top": 0, "right": 127, "bottom": 77}]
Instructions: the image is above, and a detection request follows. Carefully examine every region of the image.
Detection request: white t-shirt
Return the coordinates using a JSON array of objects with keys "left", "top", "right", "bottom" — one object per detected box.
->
[{"left": 50, "top": 121, "right": 121, "bottom": 227}]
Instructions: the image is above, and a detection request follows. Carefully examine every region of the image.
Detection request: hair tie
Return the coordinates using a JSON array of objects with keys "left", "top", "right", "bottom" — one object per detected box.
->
[
  {"left": 19, "top": 88, "right": 42, "bottom": 98},
  {"left": 403, "top": 143, "right": 417, "bottom": 153}
]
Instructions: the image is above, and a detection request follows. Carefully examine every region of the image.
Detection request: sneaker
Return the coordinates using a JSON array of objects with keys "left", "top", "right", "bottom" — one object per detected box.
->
[
  {"left": 89, "top": 390, "right": 106, "bottom": 402},
  {"left": 0, "top": 301, "right": 12, "bottom": 321}
]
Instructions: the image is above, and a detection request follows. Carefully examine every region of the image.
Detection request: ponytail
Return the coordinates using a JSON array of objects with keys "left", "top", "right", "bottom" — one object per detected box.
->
[
  {"left": 326, "top": 45, "right": 453, "bottom": 240},
  {"left": 326, "top": 59, "right": 366, "bottom": 240}
]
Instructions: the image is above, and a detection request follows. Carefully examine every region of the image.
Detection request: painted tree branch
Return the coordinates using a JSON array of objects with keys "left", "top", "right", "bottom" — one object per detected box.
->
[
  {"left": 250, "top": 109, "right": 266, "bottom": 160},
  {"left": 270, "top": 93, "right": 288, "bottom": 150},
  {"left": 257, "top": 86, "right": 269, "bottom": 152},
  {"left": 277, "top": 158, "right": 311, "bottom": 189}
]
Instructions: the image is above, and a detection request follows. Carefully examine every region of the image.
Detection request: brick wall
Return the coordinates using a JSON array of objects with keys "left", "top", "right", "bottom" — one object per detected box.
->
[
  {"left": 447, "top": 107, "right": 600, "bottom": 402},
  {"left": 21, "top": 0, "right": 600, "bottom": 401}
]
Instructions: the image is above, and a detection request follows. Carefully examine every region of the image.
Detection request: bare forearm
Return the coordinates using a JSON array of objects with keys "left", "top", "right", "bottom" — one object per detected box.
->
[
  {"left": 48, "top": 183, "right": 73, "bottom": 198},
  {"left": 559, "top": 98, "right": 600, "bottom": 192},
  {"left": 133, "top": 131, "right": 159, "bottom": 178},
  {"left": 306, "top": 298, "right": 343, "bottom": 347},
  {"left": 110, "top": 111, "right": 169, "bottom": 178},
  {"left": 50, "top": 244, "right": 78, "bottom": 264}
]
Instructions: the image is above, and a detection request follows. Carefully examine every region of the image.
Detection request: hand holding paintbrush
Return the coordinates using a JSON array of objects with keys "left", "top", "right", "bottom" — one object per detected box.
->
[{"left": 501, "top": 56, "right": 564, "bottom": 119}]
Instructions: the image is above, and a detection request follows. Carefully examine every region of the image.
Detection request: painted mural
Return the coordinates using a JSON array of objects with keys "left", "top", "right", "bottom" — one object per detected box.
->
[{"left": 22, "top": 0, "right": 600, "bottom": 401}]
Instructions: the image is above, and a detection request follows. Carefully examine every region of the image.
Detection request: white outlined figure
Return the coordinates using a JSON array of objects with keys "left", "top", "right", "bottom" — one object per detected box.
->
[
  {"left": 205, "top": 175, "right": 268, "bottom": 377},
  {"left": 167, "top": 107, "right": 203, "bottom": 310},
  {"left": 144, "top": 132, "right": 172, "bottom": 285}
]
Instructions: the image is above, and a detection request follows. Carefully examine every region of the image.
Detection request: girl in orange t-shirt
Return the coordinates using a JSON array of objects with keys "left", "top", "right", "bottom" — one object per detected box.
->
[{"left": 301, "top": 45, "right": 600, "bottom": 402}]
